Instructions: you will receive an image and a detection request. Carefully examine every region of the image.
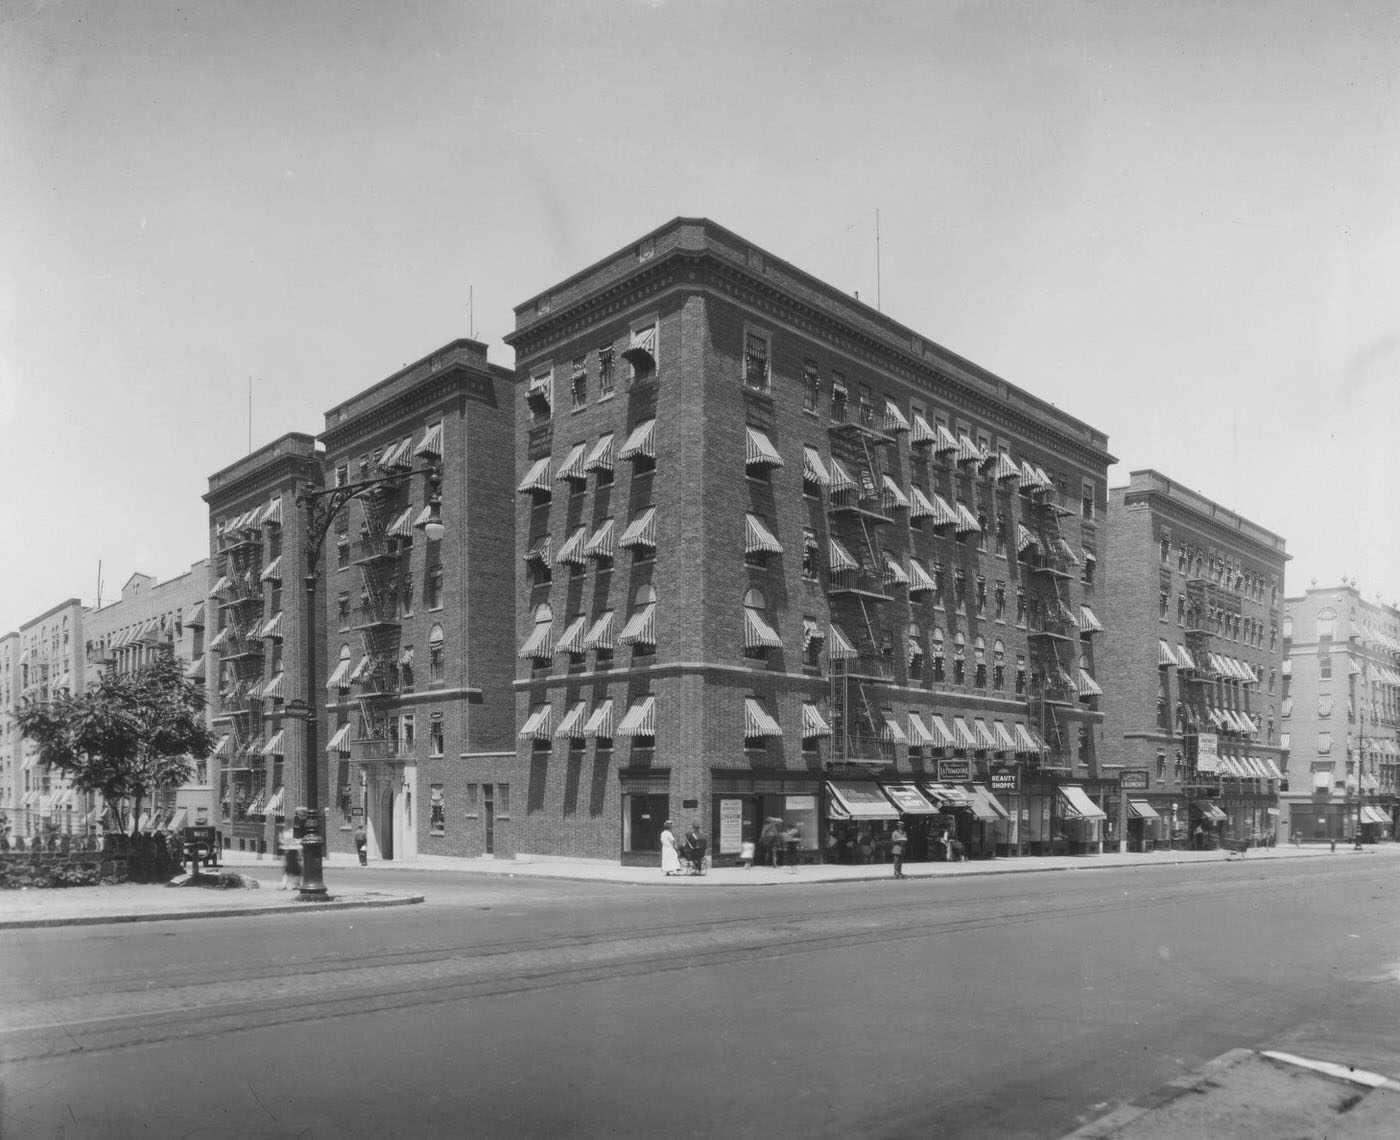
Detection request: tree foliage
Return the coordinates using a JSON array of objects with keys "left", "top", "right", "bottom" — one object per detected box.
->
[{"left": 16, "top": 655, "right": 216, "bottom": 836}]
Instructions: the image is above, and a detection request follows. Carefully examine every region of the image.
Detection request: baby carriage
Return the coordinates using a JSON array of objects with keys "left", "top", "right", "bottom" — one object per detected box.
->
[{"left": 678, "top": 835, "right": 708, "bottom": 875}]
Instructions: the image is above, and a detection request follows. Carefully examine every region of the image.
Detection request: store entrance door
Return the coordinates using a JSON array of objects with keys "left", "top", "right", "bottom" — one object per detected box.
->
[{"left": 378, "top": 786, "right": 394, "bottom": 861}]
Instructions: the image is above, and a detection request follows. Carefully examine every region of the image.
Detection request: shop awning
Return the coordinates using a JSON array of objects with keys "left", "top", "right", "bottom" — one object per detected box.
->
[
  {"left": 922, "top": 783, "right": 975, "bottom": 808},
  {"left": 1193, "top": 801, "right": 1229, "bottom": 822},
  {"left": 1127, "top": 800, "right": 1161, "bottom": 820},
  {"left": 881, "top": 783, "right": 937, "bottom": 814},
  {"left": 964, "top": 785, "right": 1009, "bottom": 822},
  {"left": 826, "top": 781, "right": 900, "bottom": 820},
  {"left": 1058, "top": 784, "right": 1107, "bottom": 820},
  {"left": 1361, "top": 806, "right": 1391, "bottom": 825}
]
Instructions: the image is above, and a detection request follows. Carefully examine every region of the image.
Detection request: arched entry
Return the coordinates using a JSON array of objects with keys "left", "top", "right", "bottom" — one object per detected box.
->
[{"left": 378, "top": 785, "right": 395, "bottom": 861}]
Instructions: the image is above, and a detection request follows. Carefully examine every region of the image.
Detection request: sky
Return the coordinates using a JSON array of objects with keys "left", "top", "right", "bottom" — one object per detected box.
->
[{"left": 1, "top": 0, "right": 1398, "bottom": 635}]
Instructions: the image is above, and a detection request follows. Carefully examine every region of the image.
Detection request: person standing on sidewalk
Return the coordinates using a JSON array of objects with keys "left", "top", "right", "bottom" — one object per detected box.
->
[
  {"left": 353, "top": 824, "right": 368, "bottom": 866},
  {"left": 279, "top": 829, "right": 302, "bottom": 890},
  {"left": 891, "top": 821, "right": 909, "bottom": 879}
]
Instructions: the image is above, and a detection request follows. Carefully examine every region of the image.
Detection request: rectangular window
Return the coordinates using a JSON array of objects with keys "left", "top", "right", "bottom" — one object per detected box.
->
[
  {"left": 858, "top": 382, "right": 874, "bottom": 426},
  {"left": 802, "top": 360, "right": 820, "bottom": 413},
  {"left": 571, "top": 357, "right": 587, "bottom": 409},
  {"left": 830, "top": 371, "right": 847, "bottom": 420},
  {"left": 528, "top": 368, "right": 553, "bottom": 423},
  {"left": 598, "top": 346, "right": 615, "bottom": 399},
  {"left": 995, "top": 582, "right": 1005, "bottom": 620},
  {"left": 1081, "top": 481, "right": 1095, "bottom": 520},
  {"left": 427, "top": 565, "right": 443, "bottom": 610},
  {"left": 802, "top": 529, "right": 819, "bottom": 580},
  {"left": 1319, "top": 655, "right": 1332, "bottom": 679},
  {"left": 744, "top": 330, "right": 771, "bottom": 391},
  {"left": 430, "top": 783, "right": 445, "bottom": 834},
  {"left": 430, "top": 714, "right": 444, "bottom": 756},
  {"left": 337, "top": 592, "right": 350, "bottom": 630},
  {"left": 429, "top": 643, "right": 444, "bottom": 684},
  {"left": 1318, "top": 732, "right": 1332, "bottom": 755}
]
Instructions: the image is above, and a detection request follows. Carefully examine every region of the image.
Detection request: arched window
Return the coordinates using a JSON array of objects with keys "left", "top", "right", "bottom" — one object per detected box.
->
[
  {"left": 535, "top": 603, "right": 553, "bottom": 624},
  {"left": 931, "top": 627, "right": 945, "bottom": 682},
  {"left": 1316, "top": 608, "right": 1335, "bottom": 640},
  {"left": 973, "top": 637, "right": 987, "bottom": 688},
  {"left": 907, "top": 623, "right": 923, "bottom": 680},
  {"left": 992, "top": 640, "right": 1005, "bottom": 690},
  {"left": 953, "top": 633, "right": 966, "bottom": 684}
]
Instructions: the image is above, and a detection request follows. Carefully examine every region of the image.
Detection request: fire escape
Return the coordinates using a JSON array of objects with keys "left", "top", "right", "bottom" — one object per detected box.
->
[
  {"left": 350, "top": 483, "right": 408, "bottom": 760},
  {"left": 1181, "top": 571, "right": 1224, "bottom": 798},
  {"left": 213, "top": 516, "right": 267, "bottom": 814},
  {"left": 1023, "top": 472, "right": 1080, "bottom": 772},
  {"left": 826, "top": 394, "right": 900, "bottom": 765}
]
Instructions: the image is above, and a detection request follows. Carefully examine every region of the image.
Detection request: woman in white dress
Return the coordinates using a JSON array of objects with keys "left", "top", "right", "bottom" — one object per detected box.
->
[{"left": 660, "top": 820, "right": 681, "bottom": 875}]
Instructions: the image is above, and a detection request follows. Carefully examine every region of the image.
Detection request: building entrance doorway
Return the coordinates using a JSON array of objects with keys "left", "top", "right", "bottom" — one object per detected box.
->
[{"left": 378, "top": 785, "right": 394, "bottom": 861}]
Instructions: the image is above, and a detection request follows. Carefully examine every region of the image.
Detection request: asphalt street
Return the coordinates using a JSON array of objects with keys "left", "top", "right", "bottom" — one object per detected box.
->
[{"left": 3, "top": 857, "right": 1398, "bottom": 1139}]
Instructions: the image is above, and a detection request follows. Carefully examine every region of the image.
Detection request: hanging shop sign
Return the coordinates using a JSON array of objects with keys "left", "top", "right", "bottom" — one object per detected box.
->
[
  {"left": 989, "top": 764, "right": 1019, "bottom": 793},
  {"left": 938, "top": 759, "right": 972, "bottom": 782},
  {"left": 1119, "top": 769, "right": 1150, "bottom": 791},
  {"left": 1196, "top": 732, "right": 1219, "bottom": 774}
]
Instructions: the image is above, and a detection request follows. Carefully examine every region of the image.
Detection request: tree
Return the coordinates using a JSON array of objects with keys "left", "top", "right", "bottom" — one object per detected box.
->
[{"left": 16, "top": 655, "right": 216, "bottom": 837}]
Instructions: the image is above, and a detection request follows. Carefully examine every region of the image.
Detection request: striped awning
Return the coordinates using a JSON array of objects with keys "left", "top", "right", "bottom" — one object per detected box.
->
[
  {"left": 185, "top": 601, "right": 205, "bottom": 627},
  {"left": 883, "top": 400, "right": 910, "bottom": 433},
  {"left": 928, "top": 715, "right": 957, "bottom": 748},
  {"left": 555, "top": 526, "right": 588, "bottom": 565},
  {"left": 623, "top": 325, "right": 657, "bottom": 369},
  {"left": 261, "top": 672, "right": 285, "bottom": 701},
  {"left": 585, "top": 518, "right": 615, "bottom": 560},
  {"left": 927, "top": 493, "right": 958, "bottom": 528},
  {"left": 518, "top": 621, "right": 554, "bottom": 659},
  {"left": 802, "top": 618, "right": 824, "bottom": 650},
  {"left": 520, "top": 705, "right": 553, "bottom": 741},
  {"left": 325, "top": 723, "right": 353, "bottom": 753},
  {"left": 934, "top": 423, "right": 960, "bottom": 454},
  {"left": 882, "top": 475, "right": 910, "bottom": 510},
  {"left": 745, "top": 427, "right": 784, "bottom": 469},
  {"left": 616, "top": 696, "right": 656, "bottom": 737},
  {"left": 213, "top": 735, "right": 233, "bottom": 758},
  {"left": 379, "top": 436, "right": 414, "bottom": 471},
  {"left": 910, "top": 413, "right": 937, "bottom": 446},
  {"left": 828, "top": 537, "right": 858, "bottom": 572},
  {"left": 909, "top": 487, "right": 937, "bottom": 519},
  {"left": 555, "top": 615, "right": 589, "bottom": 656},
  {"left": 619, "top": 507, "right": 657, "bottom": 549},
  {"left": 955, "top": 433, "right": 985, "bottom": 465},
  {"left": 991, "top": 452, "right": 1021, "bottom": 482},
  {"left": 803, "top": 446, "right": 830, "bottom": 486},
  {"left": 972, "top": 719, "right": 998, "bottom": 749},
  {"left": 262, "top": 731, "right": 285, "bottom": 756},
  {"left": 264, "top": 787, "right": 285, "bottom": 815},
  {"left": 260, "top": 556, "right": 283, "bottom": 583},
  {"left": 993, "top": 721, "right": 1019, "bottom": 752},
  {"left": 208, "top": 626, "right": 234, "bottom": 652},
  {"left": 953, "top": 503, "right": 981, "bottom": 533},
  {"left": 555, "top": 442, "right": 588, "bottom": 483},
  {"left": 1159, "top": 640, "right": 1177, "bottom": 666},
  {"left": 413, "top": 421, "right": 443, "bottom": 459},
  {"left": 952, "top": 716, "right": 979, "bottom": 748},
  {"left": 1079, "top": 606, "right": 1104, "bottom": 633},
  {"left": 744, "top": 699, "right": 784, "bottom": 737},
  {"left": 908, "top": 559, "right": 937, "bottom": 595},
  {"left": 743, "top": 607, "right": 783, "bottom": 650},
  {"left": 583, "top": 611, "right": 614, "bottom": 652},
  {"left": 259, "top": 612, "right": 283, "bottom": 640},
  {"left": 1176, "top": 644, "right": 1196, "bottom": 671},
  {"left": 618, "top": 603, "right": 657, "bottom": 647},
  {"left": 326, "top": 655, "right": 353, "bottom": 690},
  {"left": 828, "top": 458, "right": 859, "bottom": 494},
  {"left": 211, "top": 576, "right": 233, "bottom": 597},
  {"left": 801, "top": 702, "right": 832, "bottom": 738},
  {"left": 879, "top": 714, "right": 907, "bottom": 744},
  {"left": 388, "top": 507, "right": 415, "bottom": 538},
  {"left": 745, "top": 514, "right": 784, "bottom": 555},
  {"left": 1013, "top": 723, "right": 1041, "bottom": 753},
  {"left": 184, "top": 655, "right": 206, "bottom": 680},
  {"left": 260, "top": 496, "right": 284, "bottom": 526},
  {"left": 555, "top": 701, "right": 589, "bottom": 739},
  {"left": 517, "top": 457, "right": 552, "bottom": 494},
  {"left": 1078, "top": 668, "right": 1104, "bottom": 697},
  {"left": 584, "top": 700, "right": 615, "bottom": 738},
  {"left": 885, "top": 556, "right": 909, "bottom": 586},
  {"left": 618, "top": 419, "right": 656, "bottom": 461},
  {"left": 828, "top": 624, "right": 858, "bottom": 660},
  {"left": 906, "top": 712, "right": 935, "bottom": 746}
]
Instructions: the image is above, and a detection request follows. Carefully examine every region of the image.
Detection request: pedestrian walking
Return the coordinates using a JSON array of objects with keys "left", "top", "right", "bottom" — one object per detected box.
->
[
  {"left": 759, "top": 818, "right": 782, "bottom": 868},
  {"left": 660, "top": 820, "right": 681, "bottom": 876},
  {"left": 353, "top": 823, "right": 368, "bottom": 866},
  {"left": 279, "top": 829, "right": 302, "bottom": 890},
  {"left": 891, "top": 821, "right": 908, "bottom": 879},
  {"left": 739, "top": 839, "right": 755, "bottom": 869}
]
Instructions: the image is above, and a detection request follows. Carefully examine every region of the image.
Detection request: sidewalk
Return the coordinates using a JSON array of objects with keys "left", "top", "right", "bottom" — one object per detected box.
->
[{"left": 2, "top": 842, "right": 1386, "bottom": 930}]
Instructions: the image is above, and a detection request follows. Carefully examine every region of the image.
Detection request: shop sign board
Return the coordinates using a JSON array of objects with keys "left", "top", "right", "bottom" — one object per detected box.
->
[
  {"left": 718, "top": 798, "right": 744, "bottom": 854},
  {"left": 989, "top": 764, "right": 1018, "bottom": 793},
  {"left": 786, "top": 795, "right": 817, "bottom": 812},
  {"left": 1119, "top": 769, "right": 1150, "bottom": 791},
  {"left": 938, "top": 759, "right": 972, "bottom": 782},
  {"left": 1196, "top": 732, "right": 1219, "bottom": 774}
]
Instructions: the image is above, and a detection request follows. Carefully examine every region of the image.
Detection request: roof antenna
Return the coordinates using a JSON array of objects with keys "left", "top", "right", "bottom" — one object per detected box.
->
[
  {"left": 875, "top": 208, "right": 881, "bottom": 313},
  {"left": 469, "top": 286, "right": 476, "bottom": 340}
]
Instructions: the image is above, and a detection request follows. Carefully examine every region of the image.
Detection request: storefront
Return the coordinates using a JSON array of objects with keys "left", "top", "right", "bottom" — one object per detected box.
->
[
  {"left": 1056, "top": 785, "right": 1106, "bottom": 854},
  {"left": 1190, "top": 799, "right": 1228, "bottom": 848},
  {"left": 825, "top": 780, "right": 901, "bottom": 864},
  {"left": 923, "top": 782, "right": 1007, "bottom": 859},
  {"left": 710, "top": 770, "right": 822, "bottom": 867},
  {"left": 1126, "top": 799, "right": 1162, "bottom": 852},
  {"left": 1359, "top": 805, "right": 1392, "bottom": 842},
  {"left": 881, "top": 782, "right": 940, "bottom": 862}
]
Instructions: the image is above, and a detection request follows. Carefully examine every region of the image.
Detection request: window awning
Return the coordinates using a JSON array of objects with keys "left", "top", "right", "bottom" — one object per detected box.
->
[
  {"left": 828, "top": 458, "right": 859, "bottom": 495},
  {"left": 745, "top": 514, "right": 783, "bottom": 555},
  {"left": 260, "top": 556, "right": 283, "bottom": 583},
  {"left": 801, "top": 702, "right": 832, "bottom": 738},
  {"left": 185, "top": 601, "right": 205, "bottom": 627},
  {"left": 619, "top": 507, "right": 657, "bottom": 549},
  {"left": 803, "top": 446, "right": 830, "bottom": 486},
  {"left": 1058, "top": 785, "right": 1108, "bottom": 820},
  {"left": 388, "top": 507, "right": 415, "bottom": 538},
  {"left": 184, "top": 655, "right": 206, "bottom": 680},
  {"left": 1264, "top": 756, "right": 1287, "bottom": 780},
  {"left": 1193, "top": 801, "right": 1229, "bottom": 822},
  {"left": 578, "top": 611, "right": 613, "bottom": 653},
  {"left": 956, "top": 433, "right": 985, "bottom": 465},
  {"left": 922, "top": 783, "right": 975, "bottom": 808},
  {"left": 883, "top": 400, "right": 910, "bottom": 434},
  {"left": 1159, "top": 639, "right": 1177, "bottom": 666},
  {"left": 585, "top": 432, "right": 614, "bottom": 473},
  {"left": 972, "top": 718, "right": 998, "bottom": 749},
  {"left": 585, "top": 518, "right": 615, "bottom": 560},
  {"left": 953, "top": 503, "right": 981, "bottom": 533},
  {"left": 965, "top": 785, "right": 1009, "bottom": 821},
  {"left": 1127, "top": 799, "right": 1161, "bottom": 820},
  {"left": 992, "top": 721, "right": 1018, "bottom": 752},
  {"left": 413, "top": 421, "right": 443, "bottom": 459},
  {"left": 555, "top": 615, "right": 589, "bottom": 656},
  {"left": 260, "top": 496, "right": 284, "bottom": 527},
  {"left": 925, "top": 715, "right": 955, "bottom": 748},
  {"left": 618, "top": 419, "right": 656, "bottom": 461},
  {"left": 379, "top": 437, "right": 414, "bottom": 471},
  {"left": 882, "top": 475, "right": 910, "bottom": 510},
  {"left": 743, "top": 698, "right": 783, "bottom": 737},
  {"left": 617, "top": 695, "right": 656, "bottom": 737},
  {"left": 555, "top": 701, "right": 589, "bottom": 739},
  {"left": 555, "top": 526, "right": 588, "bottom": 565},
  {"left": 261, "top": 672, "right": 285, "bottom": 701},
  {"left": 262, "top": 731, "right": 285, "bottom": 756},
  {"left": 519, "top": 704, "right": 553, "bottom": 740},
  {"left": 1016, "top": 524, "right": 1039, "bottom": 555},
  {"left": 1078, "top": 668, "right": 1103, "bottom": 697},
  {"left": 908, "top": 559, "right": 937, "bottom": 595},
  {"left": 991, "top": 452, "right": 1021, "bottom": 482},
  {"left": 518, "top": 621, "right": 554, "bottom": 659},
  {"left": 933, "top": 423, "right": 960, "bottom": 454},
  {"left": 1176, "top": 644, "right": 1197, "bottom": 671},
  {"left": 828, "top": 623, "right": 858, "bottom": 660},
  {"left": 882, "top": 782, "right": 936, "bottom": 813},
  {"left": 259, "top": 612, "right": 283, "bottom": 640},
  {"left": 885, "top": 556, "right": 910, "bottom": 586},
  {"left": 555, "top": 442, "right": 588, "bottom": 483},
  {"left": 826, "top": 781, "right": 900, "bottom": 820},
  {"left": 905, "top": 712, "right": 934, "bottom": 746},
  {"left": 211, "top": 575, "right": 233, "bottom": 598},
  {"left": 743, "top": 607, "right": 782, "bottom": 650},
  {"left": 908, "top": 487, "right": 937, "bottom": 520},
  {"left": 325, "top": 723, "right": 353, "bottom": 753},
  {"left": 828, "top": 537, "right": 858, "bottom": 572},
  {"left": 1079, "top": 605, "right": 1104, "bottom": 634},
  {"left": 622, "top": 326, "right": 656, "bottom": 370},
  {"left": 326, "top": 655, "right": 353, "bottom": 690},
  {"left": 910, "top": 413, "right": 937, "bottom": 446},
  {"left": 584, "top": 700, "right": 615, "bottom": 738},
  {"left": 1012, "top": 723, "right": 1040, "bottom": 754},
  {"left": 951, "top": 716, "right": 979, "bottom": 749},
  {"left": 875, "top": 712, "right": 905, "bottom": 744},
  {"left": 745, "top": 426, "right": 784, "bottom": 469},
  {"left": 517, "top": 457, "right": 552, "bottom": 495},
  {"left": 619, "top": 603, "right": 657, "bottom": 647}
]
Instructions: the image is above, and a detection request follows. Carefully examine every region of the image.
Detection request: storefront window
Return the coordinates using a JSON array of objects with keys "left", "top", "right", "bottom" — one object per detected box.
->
[{"left": 622, "top": 793, "right": 669, "bottom": 853}]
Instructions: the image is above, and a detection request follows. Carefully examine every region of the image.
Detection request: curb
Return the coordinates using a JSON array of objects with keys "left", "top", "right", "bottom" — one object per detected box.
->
[
  {"left": 1061, "top": 1048, "right": 1256, "bottom": 1138},
  {"left": 0, "top": 893, "right": 425, "bottom": 930}
]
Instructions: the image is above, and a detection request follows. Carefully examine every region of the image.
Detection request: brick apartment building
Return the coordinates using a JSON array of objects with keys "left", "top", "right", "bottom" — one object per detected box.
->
[
  {"left": 504, "top": 218, "right": 1115, "bottom": 866},
  {"left": 204, "top": 340, "right": 517, "bottom": 863},
  {"left": 1100, "top": 471, "right": 1289, "bottom": 849},
  {"left": 1279, "top": 583, "right": 1400, "bottom": 842},
  {"left": 0, "top": 632, "right": 21, "bottom": 832}
]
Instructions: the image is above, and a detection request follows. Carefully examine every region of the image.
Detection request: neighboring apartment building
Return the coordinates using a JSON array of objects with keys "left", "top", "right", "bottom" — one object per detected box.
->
[
  {"left": 0, "top": 632, "right": 19, "bottom": 832},
  {"left": 1279, "top": 583, "right": 1400, "bottom": 842},
  {"left": 204, "top": 339, "right": 517, "bottom": 863},
  {"left": 83, "top": 563, "right": 212, "bottom": 830},
  {"left": 10, "top": 600, "right": 87, "bottom": 836},
  {"left": 1100, "top": 471, "right": 1289, "bottom": 849},
  {"left": 503, "top": 217, "right": 1115, "bottom": 866}
]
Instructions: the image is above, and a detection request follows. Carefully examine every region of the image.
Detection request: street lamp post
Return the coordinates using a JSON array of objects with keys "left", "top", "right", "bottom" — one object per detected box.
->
[{"left": 293, "top": 464, "right": 443, "bottom": 899}]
